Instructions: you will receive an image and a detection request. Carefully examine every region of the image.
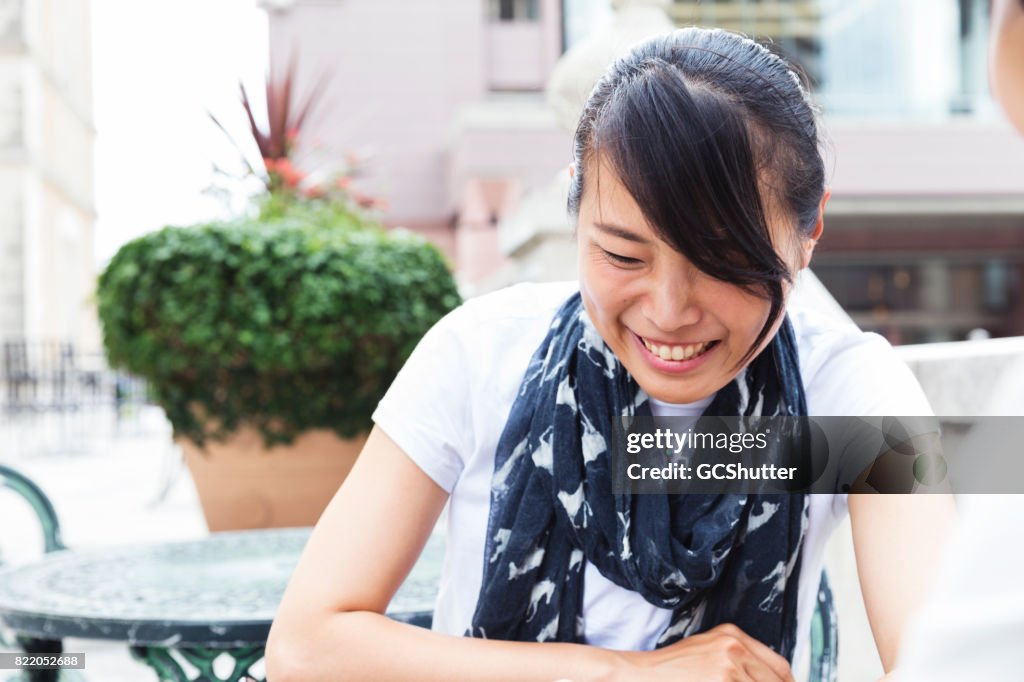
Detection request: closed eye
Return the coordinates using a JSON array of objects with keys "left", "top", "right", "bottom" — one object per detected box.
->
[{"left": 601, "top": 248, "right": 643, "bottom": 266}]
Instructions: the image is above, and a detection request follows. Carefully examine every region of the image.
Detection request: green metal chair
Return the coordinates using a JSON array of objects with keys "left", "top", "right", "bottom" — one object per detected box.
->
[
  {"left": 0, "top": 463, "right": 68, "bottom": 682},
  {"left": 809, "top": 569, "right": 839, "bottom": 682},
  {"left": 0, "top": 463, "right": 66, "bottom": 558}
]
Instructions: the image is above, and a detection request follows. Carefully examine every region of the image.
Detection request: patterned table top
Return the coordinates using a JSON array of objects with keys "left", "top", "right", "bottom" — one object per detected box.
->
[{"left": 0, "top": 527, "right": 443, "bottom": 646}]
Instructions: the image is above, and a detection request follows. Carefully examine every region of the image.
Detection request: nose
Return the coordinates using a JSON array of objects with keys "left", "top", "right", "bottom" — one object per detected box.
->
[{"left": 641, "top": 265, "right": 703, "bottom": 333}]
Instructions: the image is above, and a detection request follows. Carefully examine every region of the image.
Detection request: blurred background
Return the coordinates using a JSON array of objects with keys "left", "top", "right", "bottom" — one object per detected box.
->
[
  {"left": 2, "top": 0, "right": 1022, "bottom": 357},
  {"left": 1, "top": 0, "right": 1023, "bottom": 680}
]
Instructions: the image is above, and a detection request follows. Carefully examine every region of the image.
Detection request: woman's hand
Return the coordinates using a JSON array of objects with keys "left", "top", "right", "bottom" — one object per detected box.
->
[
  {"left": 607, "top": 623, "right": 796, "bottom": 682},
  {"left": 267, "top": 431, "right": 801, "bottom": 682}
]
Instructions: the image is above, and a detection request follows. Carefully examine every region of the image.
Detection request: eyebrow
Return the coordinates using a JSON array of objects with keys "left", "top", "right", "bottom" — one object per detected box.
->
[{"left": 592, "top": 222, "right": 651, "bottom": 245}]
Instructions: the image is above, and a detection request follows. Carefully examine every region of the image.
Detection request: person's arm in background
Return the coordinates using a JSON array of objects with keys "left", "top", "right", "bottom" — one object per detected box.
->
[
  {"left": 879, "top": 3, "right": 1024, "bottom": 680},
  {"left": 990, "top": 0, "right": 1024, "bottom": 130}
]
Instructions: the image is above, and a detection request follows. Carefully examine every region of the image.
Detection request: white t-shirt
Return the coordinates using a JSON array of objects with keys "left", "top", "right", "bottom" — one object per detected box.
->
[{"left": 372, "top": 280, "right": 934, "bottom": 671}]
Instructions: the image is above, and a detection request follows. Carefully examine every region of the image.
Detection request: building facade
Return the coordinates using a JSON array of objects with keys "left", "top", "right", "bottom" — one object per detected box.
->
[
  {"left": 266, "top": 0, "right": 1024, "bottom": 343},
  {"left": 0, "top": 0, "right": 97, "bottom": 348}
]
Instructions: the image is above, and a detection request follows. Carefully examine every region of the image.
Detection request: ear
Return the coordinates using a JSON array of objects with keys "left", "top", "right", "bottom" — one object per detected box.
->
[
  {"left": 568, "top": 163, "right": 576, "bottom": 179},
  {"left": 799, "top": 189, "right": 830, "bottom": 270}
]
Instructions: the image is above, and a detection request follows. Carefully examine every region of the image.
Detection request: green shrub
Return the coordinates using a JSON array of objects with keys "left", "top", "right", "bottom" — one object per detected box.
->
[{"left": 97, "top": 217, "right": 461, "bottom": 447}]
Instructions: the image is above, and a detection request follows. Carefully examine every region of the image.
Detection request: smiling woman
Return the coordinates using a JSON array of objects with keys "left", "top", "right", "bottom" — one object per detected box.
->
[
  {"left": 266, "top": 27, "right": 954, "bottom": 682},
  {"left": 574, "top": 155, "right": 818, "bottom": 405}
]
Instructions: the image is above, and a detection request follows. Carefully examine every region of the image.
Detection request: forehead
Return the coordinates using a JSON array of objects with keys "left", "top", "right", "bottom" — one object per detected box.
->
[
  {"left": 579, "top": 155, "right": 654, "bottom": 230},
  {"left": 579, "top": 152, "right": 796, "bottom": 241}
]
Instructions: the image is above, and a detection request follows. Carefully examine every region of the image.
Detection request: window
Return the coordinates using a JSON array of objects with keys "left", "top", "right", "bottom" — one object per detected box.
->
[
  {"left": 488, "top": 0, "right": 539, "bottom": 22},
  {"left": 814, "top": 259, "right": 1018, "bottom": 344}
]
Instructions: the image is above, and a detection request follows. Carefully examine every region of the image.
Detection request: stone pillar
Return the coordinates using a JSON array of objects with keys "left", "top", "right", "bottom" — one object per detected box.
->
[
  {"left": 493, "top": 0, "right": 674, "bottom": 285},
  {"left": 547, "top": 0, "right": 675, "bottom": 132}
]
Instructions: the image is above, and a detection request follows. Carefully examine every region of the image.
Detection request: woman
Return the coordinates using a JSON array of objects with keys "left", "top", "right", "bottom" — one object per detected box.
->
[{"left": 266, "top": 28, "right": 954, "bottom": 682}]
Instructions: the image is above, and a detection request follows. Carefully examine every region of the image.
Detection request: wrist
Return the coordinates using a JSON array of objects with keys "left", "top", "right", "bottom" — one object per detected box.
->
[{"left": 593, "top": 648, "right": 634, "bottom": 682}]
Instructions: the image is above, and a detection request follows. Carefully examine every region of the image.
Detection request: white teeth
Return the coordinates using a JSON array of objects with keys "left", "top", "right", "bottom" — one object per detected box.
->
[{"left": 641, "top": 337, "right": 714, "bottom": 362}]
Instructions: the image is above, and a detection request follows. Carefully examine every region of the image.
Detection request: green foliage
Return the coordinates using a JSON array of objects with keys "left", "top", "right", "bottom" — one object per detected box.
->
[
  {"left": 254, "top": 189, "right": 369, "bottom": 227},
  {"left": 97, "top": 215, "right": 461, "bottom": 448}
]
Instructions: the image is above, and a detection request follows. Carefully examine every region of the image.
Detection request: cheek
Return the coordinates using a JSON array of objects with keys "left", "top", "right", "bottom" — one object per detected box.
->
[
  {"left": 580, "top": 251, "right": 623, "bottom": 302},
  {"left": 579, "top": 264, "right": 637, "bottom": 335},
  {"left": 581, "top": 274, "right": 623, "bottom": 323},
  {"left": 706, "top": 283, "right": 772, "bottom": 339}
]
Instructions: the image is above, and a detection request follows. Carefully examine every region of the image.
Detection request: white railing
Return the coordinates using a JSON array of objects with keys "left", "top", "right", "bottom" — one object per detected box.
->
[{"left": 897, "top": 336, "right": 1024, "bottom": 417}]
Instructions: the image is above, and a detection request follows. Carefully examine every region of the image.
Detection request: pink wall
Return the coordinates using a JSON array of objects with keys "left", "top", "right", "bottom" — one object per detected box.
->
[
  {"left": 447, "top": 116, "right": 571, "bottom": 213},
  {"left": 485, "top": 0, "right": 562, "bottom": 90},
  {"left": 825, "top": 121, "right": 1024, "bottom": 198},
  {"left": 268, "top": 0, "right": 488, "bottom": 228},
  {"left": 486, "top": 23, "right": 550, "bottom": 90}
]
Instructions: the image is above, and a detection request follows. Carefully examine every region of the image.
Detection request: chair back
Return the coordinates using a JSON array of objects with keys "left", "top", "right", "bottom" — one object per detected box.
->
[{"left": 0, "top": 463, "right": 66, "bottom": 555}]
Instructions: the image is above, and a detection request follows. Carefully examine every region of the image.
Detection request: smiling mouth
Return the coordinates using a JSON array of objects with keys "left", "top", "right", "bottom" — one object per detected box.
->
[{"left": 637, "top": 334, "right": 721, "bottom": 362}]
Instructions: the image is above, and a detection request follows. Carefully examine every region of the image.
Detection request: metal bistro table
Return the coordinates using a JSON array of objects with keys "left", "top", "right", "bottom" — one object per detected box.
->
[{"left": 0, "top": 527, "right": 444, "bottom": 681}]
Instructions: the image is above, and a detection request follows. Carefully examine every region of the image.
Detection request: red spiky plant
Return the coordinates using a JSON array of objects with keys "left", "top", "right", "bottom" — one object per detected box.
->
[
  {"left": 208, "top": 59, "right": 385, "bottom": 215},
  {"left": 209, "top": 57, "right": 321, "bottom": 194}
]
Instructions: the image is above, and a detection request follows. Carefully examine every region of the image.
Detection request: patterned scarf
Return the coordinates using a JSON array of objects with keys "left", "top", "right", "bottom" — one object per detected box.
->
[{"left": 467, "top": 291, "right": 810, "bottom": 660}]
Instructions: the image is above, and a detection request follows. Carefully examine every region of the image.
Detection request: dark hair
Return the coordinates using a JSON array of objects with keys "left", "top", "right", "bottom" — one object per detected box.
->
[{"left": 568, "top": 28, "right": 825, "bottom": 366}]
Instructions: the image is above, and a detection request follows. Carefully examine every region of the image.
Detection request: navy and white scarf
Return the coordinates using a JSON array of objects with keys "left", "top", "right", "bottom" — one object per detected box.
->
[{"left": 467, "top": 292, "right": 810, "bottom": 660}]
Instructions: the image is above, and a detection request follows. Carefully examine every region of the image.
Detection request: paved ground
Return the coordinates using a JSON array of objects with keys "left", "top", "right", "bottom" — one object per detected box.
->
[{"left": 1, "top": 405, "right": 210, "bottom": 681}]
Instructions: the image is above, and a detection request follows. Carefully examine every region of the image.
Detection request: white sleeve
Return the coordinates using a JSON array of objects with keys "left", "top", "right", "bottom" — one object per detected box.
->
[
  {"left": 806, "top": 331, "right": 935, "bottom": 418},
  {"left": 805, "top": 329, "right": 935, "bottom": 502},
  {"left": 371, "top": 305, "right": 473, "bottom": 494}
]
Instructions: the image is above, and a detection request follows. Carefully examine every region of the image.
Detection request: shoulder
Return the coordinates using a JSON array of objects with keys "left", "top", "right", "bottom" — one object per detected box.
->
[
  {"left": 402, "top": 279, "right": 579, "bottom": 380},
  {"left": 456, "top": 280, "right": 579, "bottom": 322},
  {"left": 431, "top": 280, "right": 578, "bottom": 346},
  {"left": 372, "top": 281, "right": 578, "bottom": 491},
  {"left": 788, "top": 307, "right": 933, "bottom": 416},
  {"left": 423, "top": 278, "right": 579, "bottom": 396}
]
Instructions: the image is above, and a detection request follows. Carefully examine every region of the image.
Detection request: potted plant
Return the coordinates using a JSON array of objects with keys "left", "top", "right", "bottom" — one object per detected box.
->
[{"left": 96, "top": 66, "right": 461, "bottom": 531}]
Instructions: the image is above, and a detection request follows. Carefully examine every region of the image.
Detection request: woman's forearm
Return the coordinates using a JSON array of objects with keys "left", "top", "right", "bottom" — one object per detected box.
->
[
  {"left": 849, "top": 493, "right": 957, "bottom": 671},
  {"left": 265, "top": 429, "right": 623, "bottom": 681},
  {"left": 265, "top": 610, "right": 624, "bottom": 682}
]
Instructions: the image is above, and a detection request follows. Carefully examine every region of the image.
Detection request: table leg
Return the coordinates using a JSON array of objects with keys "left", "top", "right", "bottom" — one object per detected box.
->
[
  {"left": 15, "top": 636, "right": 62, "bottom": 682},
  {"left": 129, "top": 645, "right": 264, "bottom": 682}
]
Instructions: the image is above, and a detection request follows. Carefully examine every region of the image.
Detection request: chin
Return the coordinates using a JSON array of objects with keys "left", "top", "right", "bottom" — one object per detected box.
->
[
  {"left": 633, "top": 374, "right": 708, "bottom": 405},
  {"left": 649, "top": 386, "right": 708, "bottom": 404}
]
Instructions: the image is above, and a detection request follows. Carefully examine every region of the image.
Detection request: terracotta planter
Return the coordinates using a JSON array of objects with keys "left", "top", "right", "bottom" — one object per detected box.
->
[{"left": 179, "top": 427, "right": 368, "bottom": 531}]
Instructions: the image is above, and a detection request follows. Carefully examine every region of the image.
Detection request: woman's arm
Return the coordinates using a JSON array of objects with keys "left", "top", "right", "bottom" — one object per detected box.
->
[
  {"left": 265, "top": 425, "right": 624, "bottom": 682},
  {"left": 848, "top": 493, "right": 957, "bottom": 672},
  {"left": 265, "top": 426, "right": 796, "bottom": 681}
]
